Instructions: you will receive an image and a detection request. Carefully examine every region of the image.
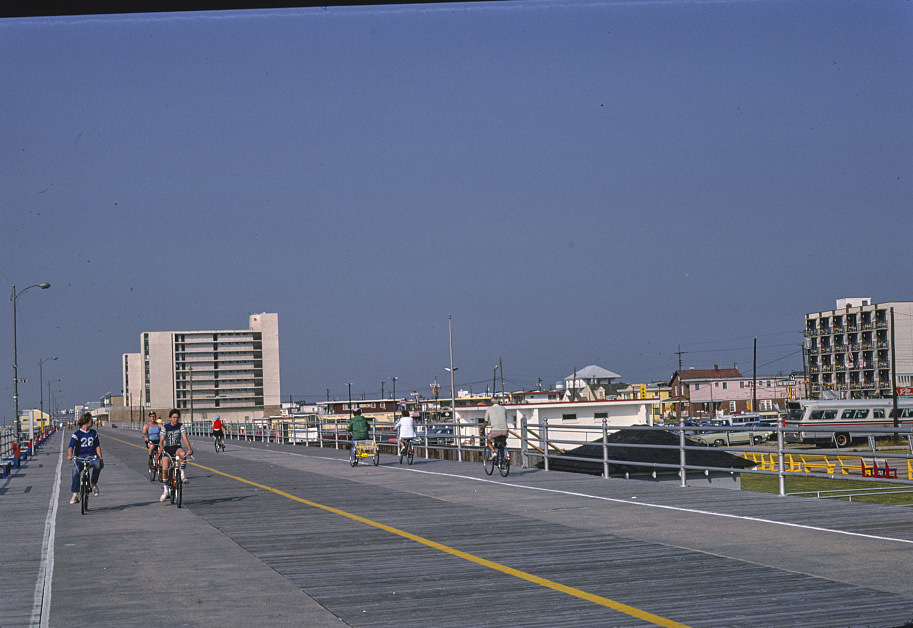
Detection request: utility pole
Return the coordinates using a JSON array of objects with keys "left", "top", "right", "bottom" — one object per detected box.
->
[
  {"left": 498, "top": 357, "right": 504, "bottom": 396},
  {"left": 752, "top": 338, "right": 757, "bottom": 413},
  {"left": 674, "top": 345, "right": 687, "bottom": 423}
]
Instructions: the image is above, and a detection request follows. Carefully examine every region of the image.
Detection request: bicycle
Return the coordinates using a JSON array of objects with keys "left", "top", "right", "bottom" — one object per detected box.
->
[
  {"left": 74, "top": 456, "right": 98, "bottom": 515},
  {"left": 147, "top": 445, "right": 161, "bottom": 482},
  {"left": 214, "top": 433, "right": 225, "bottom": 453},
  {"left": 349, "top": 439, "right": 379, "bottom": 467},
  {"left": 398, "top": 438, "right": 415, "bottom": 465},
  {"left": 162, "top": 453, "right": 191, "bottom": 507},
  {"left": 483, "top": 435, "right": 510, "bottom": 477}
]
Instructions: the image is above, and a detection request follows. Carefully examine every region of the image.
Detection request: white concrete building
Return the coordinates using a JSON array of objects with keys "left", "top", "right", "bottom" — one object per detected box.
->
[
  {"left": 805, "top": 299, "right": 913, "bottom": 399},
  {"left": 455, "top": 397, "right": 657, "bottom": 449},
  {"left": 122, "top": 313, "right": 280, "bottom": 422}
]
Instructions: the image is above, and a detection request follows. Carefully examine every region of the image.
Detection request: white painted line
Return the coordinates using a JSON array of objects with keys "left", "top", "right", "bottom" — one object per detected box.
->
[{"left": 31, "top": 434, "right": 63, "bottom": 628}]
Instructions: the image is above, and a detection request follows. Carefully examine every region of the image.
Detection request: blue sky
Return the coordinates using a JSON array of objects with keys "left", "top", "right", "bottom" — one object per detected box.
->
[{"left": 2, "top": 0, "right": 911, "bottom": 416}]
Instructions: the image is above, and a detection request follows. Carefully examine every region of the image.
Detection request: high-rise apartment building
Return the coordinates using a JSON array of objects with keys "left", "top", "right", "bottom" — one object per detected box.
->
[
  {"left": 123, "top": 313, "right": 280, "bottom": 422},
  {"left": 804, "top": 299, "right": 913, "bottom": 399}
]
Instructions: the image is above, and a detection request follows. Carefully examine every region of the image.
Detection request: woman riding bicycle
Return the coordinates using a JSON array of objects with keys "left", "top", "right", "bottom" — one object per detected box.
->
[
  {"left": 393, "top": 409, "right": 416, "bottom": 456},
  {"left": 67, "top": 413, "right": 104, "bottom": 504}
]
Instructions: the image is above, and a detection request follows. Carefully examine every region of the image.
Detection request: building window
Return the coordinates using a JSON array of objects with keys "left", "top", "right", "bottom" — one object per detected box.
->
[
  {"left": 722, "top": 382, "right": 727, "bottom": 390},
  {"left": 729, "top": 401, "right": 736, "bottom": 412},
  {"left": 562, "top": 413, "right": 577, "bottom": 422}
]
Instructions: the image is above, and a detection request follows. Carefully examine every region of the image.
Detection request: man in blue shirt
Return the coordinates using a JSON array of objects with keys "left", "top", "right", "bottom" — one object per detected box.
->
[
  {"left": 67, "top": 413, "right": 104, "bottom": 504},
  {"left": 159, "top": 409, "right": 193, "bottom": 502}
]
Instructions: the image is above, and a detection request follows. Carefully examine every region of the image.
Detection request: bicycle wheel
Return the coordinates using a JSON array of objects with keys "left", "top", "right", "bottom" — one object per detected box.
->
[
  {"left": 483, "top": 451, "right": 495, "bottom": 475},
  {"left": 214, "top": 438, "right": 220, "bottom": 452},
  {"left": 498, "top": 448, "right": 511, "bottom": 477},
  {"left": 399, "top": 445, "right": 404, "bottom": 464},
  {"left": 407, "top": 443, "right": 414, "bottom": 465},
  {"left": 373, "top": 448, "right": 379, "bottom": 466},
  {"left": 148, "top": 455, "right": 158, "bottom": 482},
  {"left": 170, "top": 472, "right": 177, "bottom": 505},
  {"left": 349, "top": 447, "right": 358, "bottom": 467},
  {"left": 176, "top": 477, "right": 183, "bottom": 508},
  {"left": 80, "top": 469, "right": 90, "bottom": 514}
]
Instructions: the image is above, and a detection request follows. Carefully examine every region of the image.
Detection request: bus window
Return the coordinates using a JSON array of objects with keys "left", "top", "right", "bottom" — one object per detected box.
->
[
  {"left": 856, "top": 409, "right": 870, "bottom": 418},
  {"left": 841, "top": 409, "right": 855, "bottom": 419},
  {"left": 810, "top": 410, "right": 824, "bottom": 421},
  {"left": 873, "top": 409, "right": 885, "bottom": 418},
  {"left": 823, "top": 410, "right": 838, "bottom": 420}
]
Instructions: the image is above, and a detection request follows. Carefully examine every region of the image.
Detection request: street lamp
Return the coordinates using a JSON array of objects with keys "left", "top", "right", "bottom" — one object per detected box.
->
[
  {"left": 11, "top": 282, "right": 51, "bottom": 437},
  {"left": 39, "top": 356, "right": 57, "bottom": 438}
]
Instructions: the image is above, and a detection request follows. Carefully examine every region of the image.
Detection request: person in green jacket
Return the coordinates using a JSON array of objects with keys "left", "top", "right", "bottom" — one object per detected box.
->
[{"left": 348, "top": 407, "right": 370, "bottom": 442}]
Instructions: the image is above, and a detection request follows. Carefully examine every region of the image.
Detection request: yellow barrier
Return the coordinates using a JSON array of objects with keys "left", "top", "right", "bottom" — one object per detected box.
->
[
  {"left": 800, "top": 454, "right": 835, "bottom": 474},
  {"left": 838, "top": 457, "right": 865, "bottom": 475},
  {"left": 743, "top": 452, "right": 800, "bottom": 472}
]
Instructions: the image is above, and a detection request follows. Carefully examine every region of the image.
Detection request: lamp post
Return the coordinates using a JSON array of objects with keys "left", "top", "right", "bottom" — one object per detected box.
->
[
  {"left": 391, "top": 376, "right": 398, "bottom": 413},
  {"left": 39, "top": 356, "right": 57, "bottom": 438},
  {"left": 11, "top": 283, "right": 51, "bottom": 437}
]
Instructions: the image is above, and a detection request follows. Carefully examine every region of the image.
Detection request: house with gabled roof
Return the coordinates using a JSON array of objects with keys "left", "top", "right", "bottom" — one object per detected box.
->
[
  {"left": 564, "top": 365, "right": 624, "bottom": 401},
  {"left": 669, "top": 366, "right": 742, "bottom": 419}
]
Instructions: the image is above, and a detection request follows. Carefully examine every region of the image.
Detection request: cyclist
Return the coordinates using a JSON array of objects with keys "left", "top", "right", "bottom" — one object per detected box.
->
[
  {"left": 212, "top": 415, "right": 225, "bottom": 449},
  {"left": 393, "top": 409, "right": 416, "bottom": 456},
  {"left": 347, "top": 407, "right": 370, "bottom": 444},
  {"left": 159, "top": 408, "right": 193, "bottom": 502},
  {"left": 67, "top": 413, "right": 104, "bottom": 504},
  {"left": 480, "top": 395, "right": 508, "bottom": 460},
  {"left": 142, "top": 411, "right": 162, "bottom": 457}
]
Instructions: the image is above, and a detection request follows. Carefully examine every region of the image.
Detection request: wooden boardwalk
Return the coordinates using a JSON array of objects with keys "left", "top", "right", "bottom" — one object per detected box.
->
[{"left": 3, "top": 429, "right": 913, "bottom": 628}]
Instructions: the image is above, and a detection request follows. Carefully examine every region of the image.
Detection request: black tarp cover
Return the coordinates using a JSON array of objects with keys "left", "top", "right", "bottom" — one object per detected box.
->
[{"left": 537, "top": 429, "right": 757, "bottom": 476}]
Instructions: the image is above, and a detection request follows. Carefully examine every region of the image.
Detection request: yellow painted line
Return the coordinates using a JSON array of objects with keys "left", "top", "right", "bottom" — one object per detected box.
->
[{"left": 109, "top": 435, "right": 690, "bottom": 628}]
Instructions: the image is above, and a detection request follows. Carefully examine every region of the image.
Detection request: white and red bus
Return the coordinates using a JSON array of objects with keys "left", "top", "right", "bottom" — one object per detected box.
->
[{"left": 784, "top": 399, "right": 913, "bottom": 447}]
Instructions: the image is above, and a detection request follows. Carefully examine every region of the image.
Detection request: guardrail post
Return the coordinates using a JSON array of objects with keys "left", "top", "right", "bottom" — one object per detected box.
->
[
  {"left": 520, "top": 416, "right": 528, "bottom": 469},
  {"left": 542, "top": 418, "right": 549, "bottom": 472},
  {"left": 456, "top": 420, "right": 462, "bottom": 462},
  {"left": 602, "top": 418, "right": 609, "bottom": 479},
  {"left": 679, "top": 421, "right": 687, "bottom": 488},
  {"left": 777, "top": 420, "right": 785, "bottom": 496}
]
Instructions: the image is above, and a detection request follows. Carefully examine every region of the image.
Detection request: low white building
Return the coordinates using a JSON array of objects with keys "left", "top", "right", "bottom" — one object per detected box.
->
[{"left": 454, "top": 397, "right": 658, "bottom": 451}]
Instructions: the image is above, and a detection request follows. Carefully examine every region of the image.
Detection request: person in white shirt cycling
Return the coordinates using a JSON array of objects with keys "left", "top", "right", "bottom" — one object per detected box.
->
[
  {"left": 393, "top": 409, "right": 416, "bottom": 456},
  {"left": 480, "top": 395, "right": 509, "bottom": 459}
]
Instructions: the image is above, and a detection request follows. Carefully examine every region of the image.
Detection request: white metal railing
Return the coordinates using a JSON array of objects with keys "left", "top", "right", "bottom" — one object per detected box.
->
[{"left": 120, "top": 416, "right": 913, "bottom": 499}]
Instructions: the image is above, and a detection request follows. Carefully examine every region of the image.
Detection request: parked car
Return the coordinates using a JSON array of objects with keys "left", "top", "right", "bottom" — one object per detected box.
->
[
  {"left": 743, "top": 422, "right": 776, "bottom": 441},
  {"left": 692, "top": 427, "right": 769, "bottom": 447},
  {"left": 421, "top": 425, "right": 455, "bottom": 445}
]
